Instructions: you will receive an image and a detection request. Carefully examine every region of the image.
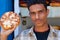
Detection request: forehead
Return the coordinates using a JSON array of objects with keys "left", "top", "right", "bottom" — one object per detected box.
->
[{"left": 29, "top": 4, "right": 45, "bottom": 12}]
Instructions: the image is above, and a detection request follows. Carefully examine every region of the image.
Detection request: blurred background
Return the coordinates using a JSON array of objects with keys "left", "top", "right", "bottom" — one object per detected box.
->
[{"left": 0, "top": 0, "right": 60, "bottom": 40}]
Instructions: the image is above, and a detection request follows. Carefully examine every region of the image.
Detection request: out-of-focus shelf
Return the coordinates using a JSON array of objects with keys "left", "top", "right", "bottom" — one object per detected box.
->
[
  {"left": 19, "top": 0, "right": 27, "bottom": 7},
  {"left": 50, "top": 3, "right": 60, "bottom": 7},
  {"left": 20, "top": 3, "right": 27, "bottom": 7},
  {"left": 46, "top": 0, "right": 60, "bottom": 6},
  {"left": 53, "top": 25, "right": 60, "bottom": 30},
  {"left": 20, "top": 0, "right": 60, "bottom": 7}
]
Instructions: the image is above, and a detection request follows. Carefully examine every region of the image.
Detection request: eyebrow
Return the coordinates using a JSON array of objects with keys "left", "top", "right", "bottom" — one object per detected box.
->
[
  {"left": 38, "top": 9, "right": 44, "bottom": 12},
  {"left": 31, "top": 9, "right": 45, "bottom": 13}
]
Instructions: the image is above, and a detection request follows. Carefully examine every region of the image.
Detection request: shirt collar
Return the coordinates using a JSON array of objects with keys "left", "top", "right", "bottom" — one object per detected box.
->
[{"left": 28, "top": 25, "right": 55, "bottom": 37}]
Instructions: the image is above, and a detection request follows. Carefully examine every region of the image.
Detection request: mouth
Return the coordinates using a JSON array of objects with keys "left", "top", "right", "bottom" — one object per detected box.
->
[{"left": 35, "top": 21, "right": 43, "bottom": 24}]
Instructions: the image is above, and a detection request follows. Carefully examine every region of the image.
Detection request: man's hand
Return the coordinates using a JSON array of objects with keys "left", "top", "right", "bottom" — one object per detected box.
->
[
  {"left": 0, "top": 12, "right": 20, "bottom": 40},
  {"left": 1, "top": 25, "right": 16, "bottom": 40}
]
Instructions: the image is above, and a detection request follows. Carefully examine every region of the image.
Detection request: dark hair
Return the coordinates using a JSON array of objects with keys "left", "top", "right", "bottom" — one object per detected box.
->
[{"left": 27, "top": 0, "right": 47, "bottom": 10}]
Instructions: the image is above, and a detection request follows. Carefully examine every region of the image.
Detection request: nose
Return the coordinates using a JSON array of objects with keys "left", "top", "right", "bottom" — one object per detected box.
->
[{"left": 36, "top": 14, "right": 39, "bottom": 19}]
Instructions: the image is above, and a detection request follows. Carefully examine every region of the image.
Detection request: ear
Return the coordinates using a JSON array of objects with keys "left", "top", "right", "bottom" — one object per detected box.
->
[{"left": 47, "top": 9, "right": 49, "bottom": 16}]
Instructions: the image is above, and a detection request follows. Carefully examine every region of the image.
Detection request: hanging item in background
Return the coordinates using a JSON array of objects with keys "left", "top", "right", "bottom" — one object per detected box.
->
[
  {"left": 22, "top": 17, "right": 27, "bottom": 25},
  {"left": 22, "top": 20, "right": 26, "bottom": 25},
  {"left": 0, "top": 12, "right": 20, "bottom": 30}
]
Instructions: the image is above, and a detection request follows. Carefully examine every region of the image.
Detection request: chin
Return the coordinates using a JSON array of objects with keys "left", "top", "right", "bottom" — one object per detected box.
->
[{"left": 35, "top": 23, "right": 43, "bottom": 27}]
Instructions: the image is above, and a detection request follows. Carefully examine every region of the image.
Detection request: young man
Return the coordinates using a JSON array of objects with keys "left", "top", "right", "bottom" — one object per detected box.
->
[{"left": 1, "top": 0, "right": 57, "bottom": 40}]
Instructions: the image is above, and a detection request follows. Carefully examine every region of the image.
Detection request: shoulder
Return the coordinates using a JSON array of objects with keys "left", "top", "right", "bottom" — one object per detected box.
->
[
  {"left": 20, "top": 29, "right": 30, "bottom": 35},
  {"left": 13, "top": 29, "right": 30, "bottom": 40},
  {"left": 14, "top": 28, "right": 31, "bottom": 40}
]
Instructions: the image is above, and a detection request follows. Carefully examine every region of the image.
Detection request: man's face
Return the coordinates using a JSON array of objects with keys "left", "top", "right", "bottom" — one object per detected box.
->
[{"left": 29, "top": 4, "right": 49, "bottom": 27}]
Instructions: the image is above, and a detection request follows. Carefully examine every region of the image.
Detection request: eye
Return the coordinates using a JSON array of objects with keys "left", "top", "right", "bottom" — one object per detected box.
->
[
  {"left": 38, "top": 10, "right": 44, "bottom": 13},
  {"left": 30, "top": 12, "right": 35, "bottom": 15}
]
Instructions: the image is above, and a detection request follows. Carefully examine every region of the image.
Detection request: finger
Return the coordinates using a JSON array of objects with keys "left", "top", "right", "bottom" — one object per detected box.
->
[{"left": 8, "top": 25, "right": 17, "bottom": 34}]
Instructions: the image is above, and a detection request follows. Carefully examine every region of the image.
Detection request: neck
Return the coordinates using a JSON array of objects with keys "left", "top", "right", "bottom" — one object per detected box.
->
[{"left": 34, "top": 23, "right": 49, "bottom": 32}]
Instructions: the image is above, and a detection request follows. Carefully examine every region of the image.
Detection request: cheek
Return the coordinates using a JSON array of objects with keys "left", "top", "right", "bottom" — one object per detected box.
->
[
  {"left": 40, "top": 13, "right": 47, "bottom": 19},
  {"left": 41, "top": 14, "right": 47, "bottom": 22}
]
